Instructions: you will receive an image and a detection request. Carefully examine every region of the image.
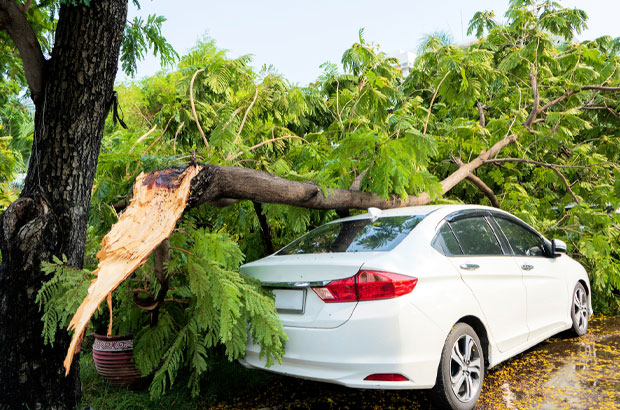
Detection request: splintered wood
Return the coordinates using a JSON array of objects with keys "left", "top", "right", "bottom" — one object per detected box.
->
[{"left": 63, "top": 165, "right": 200, "bottom": 374}]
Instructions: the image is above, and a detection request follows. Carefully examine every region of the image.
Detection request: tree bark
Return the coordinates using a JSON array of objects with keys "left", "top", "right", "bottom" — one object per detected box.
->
[{"left": 0, "top": 1, "right": 127, "bottom": 409}]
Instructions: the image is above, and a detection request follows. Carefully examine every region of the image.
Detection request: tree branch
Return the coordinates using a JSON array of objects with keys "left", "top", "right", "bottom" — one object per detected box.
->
[
  {"left": 129, "top": 124, "right": 157, "bottom": 152},
  {"left": 477, "top": 102, "right": 486, "bottom": 128},
  {"left": 484, "top": 157, "right": 617, "bottom": 169},
  {"left": 232, "top": 85, "right": 259, "bottom": 147},
  {"left": 227, "top": 135, "right": 307, "bottom": 161},
  {"left": 189, "top": 68, "right": 209, "bottom": 148},
  {"left": 19, "top": 0, "right": 32, "bottom": 13},
  {"left": 0, "top": 0, "right": 45, "bottom": 102},
  {"left": 483, "top": 158, "right": 580, "bottom": 203},
  {"left": 188, "top": 134, "right": 519, "bottom": 211},
  {"left": 524, "top": 72, "right": 539, "bottom": 128},
  {"left": 423, "top": 71, "right": 450, "bottom": 134},
  {"left": 538, "top": 86, "right": 620, "bottom": 114},
  {"left": 150, "top": 238, "right": 170, "bottom": 326},
  {"left": 454, "top": 157, "right": 499, "bottom": 208},
  {"left": 577, "top": 105, "right": 620, "bottom": 121},
  {"left": 253, "top": 201, "right": 274, "bottom": 254}
]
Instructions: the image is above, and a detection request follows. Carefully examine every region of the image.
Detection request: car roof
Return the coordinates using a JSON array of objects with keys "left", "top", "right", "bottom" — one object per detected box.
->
[{"left": 334, "top": 204, "right": 502, "bottom": 223}]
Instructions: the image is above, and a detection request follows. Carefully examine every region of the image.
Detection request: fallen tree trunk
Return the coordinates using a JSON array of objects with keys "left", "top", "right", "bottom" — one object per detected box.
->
[{"left": 187, "top": 136, "right": 516, "bottom": 211}]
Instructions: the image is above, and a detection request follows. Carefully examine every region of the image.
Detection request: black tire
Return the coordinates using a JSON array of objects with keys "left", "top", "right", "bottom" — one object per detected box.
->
[
  {"left": 571, "top": 282, "right": 589, "bottom": 336},
  {"left": 431, "top": 323, "right": 484, "bottom": 410}
]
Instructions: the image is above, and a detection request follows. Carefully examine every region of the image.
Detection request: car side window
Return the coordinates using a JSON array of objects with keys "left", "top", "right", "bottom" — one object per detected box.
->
[
  {"left": 450, "top": 217, "right": 503, "bottom": 256},
  {"left": 432, "top": 223, "right": 463, "bottom": 256},
  {"left": 495, "top": 218, "right": 545, "bottom": 257}
]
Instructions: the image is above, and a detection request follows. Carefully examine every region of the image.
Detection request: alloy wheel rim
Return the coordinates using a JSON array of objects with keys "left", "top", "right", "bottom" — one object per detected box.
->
[
  {"left": 450, "top": 334, "right": 482, "bottom": 403},
  {"left": 573, "top": 287, "right": 588, "bottom": 332}
]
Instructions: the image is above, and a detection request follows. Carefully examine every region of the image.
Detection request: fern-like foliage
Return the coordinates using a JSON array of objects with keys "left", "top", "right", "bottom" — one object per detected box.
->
[
  {"left": 36, "top": 255, "right": 98, "bottom": 346},
  {"left": 128, "top": 219, "right": 286, "bottom": 399}
]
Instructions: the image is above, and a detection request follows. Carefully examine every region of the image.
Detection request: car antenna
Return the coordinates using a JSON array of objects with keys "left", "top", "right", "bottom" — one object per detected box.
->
[{"left": 368, "top": 207, "right": 382, "bottom": 221}]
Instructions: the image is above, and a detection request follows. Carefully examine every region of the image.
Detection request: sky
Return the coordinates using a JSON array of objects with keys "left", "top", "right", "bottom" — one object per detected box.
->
[{"left": 119, "top": 0, "right": 620, "bottom": 86}]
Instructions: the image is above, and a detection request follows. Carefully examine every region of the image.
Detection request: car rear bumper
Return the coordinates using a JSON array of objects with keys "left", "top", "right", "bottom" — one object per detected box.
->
[{"left": 240, "top": 298, "right": 445, "bottom": 389}]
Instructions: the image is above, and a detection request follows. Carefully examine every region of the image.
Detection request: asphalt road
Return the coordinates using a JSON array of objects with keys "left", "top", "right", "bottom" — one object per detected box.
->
[{"left": 214, "top": 315, "right": 620, "bottom": 410}]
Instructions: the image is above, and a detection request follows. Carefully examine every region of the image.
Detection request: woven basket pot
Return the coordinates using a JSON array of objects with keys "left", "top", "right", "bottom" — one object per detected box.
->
[{"left": 92, "top": 333, "right": 142, "bottom": 386}]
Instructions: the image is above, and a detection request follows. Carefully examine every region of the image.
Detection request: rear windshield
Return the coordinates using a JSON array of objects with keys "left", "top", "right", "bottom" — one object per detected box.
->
[{"left": 276, "top": 215, "right": 424, "bottom": 255}]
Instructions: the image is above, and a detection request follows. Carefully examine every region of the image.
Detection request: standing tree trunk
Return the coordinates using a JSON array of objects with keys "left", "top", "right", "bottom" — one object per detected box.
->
[{"left": 0, "top": 1, "right": 127, "bottom": 408}]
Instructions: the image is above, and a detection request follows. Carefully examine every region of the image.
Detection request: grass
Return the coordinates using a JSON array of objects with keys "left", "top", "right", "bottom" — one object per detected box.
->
[{"left": 79, "top": 352, "right": 280, "bottom": 410}]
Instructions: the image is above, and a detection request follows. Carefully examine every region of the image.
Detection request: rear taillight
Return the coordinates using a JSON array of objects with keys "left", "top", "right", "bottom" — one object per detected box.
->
[{"left": 312, "top": 270, "right": 417, "bottom": 303}]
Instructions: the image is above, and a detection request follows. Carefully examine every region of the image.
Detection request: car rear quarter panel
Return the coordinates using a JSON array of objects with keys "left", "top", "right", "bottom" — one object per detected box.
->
[{"left": 363, "top": 224, "right": 495, "bottom": 364}]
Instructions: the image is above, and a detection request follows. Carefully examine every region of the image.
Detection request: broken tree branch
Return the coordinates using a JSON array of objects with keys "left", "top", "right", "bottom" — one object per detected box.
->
[
  {"left": 0, "top": 0, "right": 45, "bottom": 102},
  {"left": 188, "top": 134, "right": 518, "bottom": 211}
]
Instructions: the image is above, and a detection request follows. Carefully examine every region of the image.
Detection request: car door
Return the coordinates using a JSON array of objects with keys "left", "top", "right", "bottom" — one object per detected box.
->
[
  {"left": 492, "top": 216, "right": 568, "bottom": 340},
  {"left": 445, "top": 214, "right": 529, "bottom": 353}
]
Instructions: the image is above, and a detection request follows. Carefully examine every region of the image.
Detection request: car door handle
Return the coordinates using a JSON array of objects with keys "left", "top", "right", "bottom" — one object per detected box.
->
[
  {"left": 521, "top": 264, "right": 534, "bottom": 271},
  {"left": 459, "top": 263, "right": 480, "bottom": 271}
]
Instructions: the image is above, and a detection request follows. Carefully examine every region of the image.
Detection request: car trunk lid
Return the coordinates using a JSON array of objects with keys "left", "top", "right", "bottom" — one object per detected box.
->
[{"left": 241, "top": 253, "right": 377, "bottom": 328}]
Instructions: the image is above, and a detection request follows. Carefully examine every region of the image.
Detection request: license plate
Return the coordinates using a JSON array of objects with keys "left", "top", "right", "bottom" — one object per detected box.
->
[{"left": 273, "top": 289, "right": 306, "bottom": 313}]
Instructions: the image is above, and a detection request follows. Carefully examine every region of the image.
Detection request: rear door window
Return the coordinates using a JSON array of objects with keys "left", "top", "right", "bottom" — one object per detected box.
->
[
  {"left": 277, "top": 215, "right": 424, "bottom": 255},
  {"left": 450, "top": 217, "right": 503, "bottom": 256}
]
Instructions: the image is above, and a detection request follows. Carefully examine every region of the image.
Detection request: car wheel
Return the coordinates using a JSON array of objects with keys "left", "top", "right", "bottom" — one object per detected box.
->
[
  {"left": 571, "top": 282, "right": 589, "bottom": 336},
  {"left": 431, "top": 323, "right": 484, "bottom": 410}
]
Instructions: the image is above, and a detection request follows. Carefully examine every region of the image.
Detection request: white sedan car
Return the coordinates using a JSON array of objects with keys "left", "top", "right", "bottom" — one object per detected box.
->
[{"left": 239, "top": 204, "right": 591, "bottom": 410}]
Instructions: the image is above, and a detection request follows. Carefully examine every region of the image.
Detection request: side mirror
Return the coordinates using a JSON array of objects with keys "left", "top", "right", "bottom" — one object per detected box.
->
[{"left": 551, "top": 239, "right": 567, "bottom": 256}]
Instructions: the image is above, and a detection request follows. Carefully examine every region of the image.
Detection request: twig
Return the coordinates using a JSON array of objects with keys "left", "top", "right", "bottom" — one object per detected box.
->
[
  {"left": 477, "top": 102, "right": 486, "bottom": 127},
  {"left": 221, "top": 106, "right": 244, "bottom": 130},
  {"left": 484, "top": 158, "right": 617, "bottom": 169},
  {"left": 169, "top": 246, "right": 196, "bottom": 257},
  {"left": 227, "top": 135, "right": 307, "bottom": 161},
  {"left": 173, "top": 121, "right": 184, "bottom": 153},
  {"left": 577, "top": 105, "right": 620, "bottom": 121},
  {"left": 539, "top": 86, "right": 620, "bottom": 113},
  {"left": 189, "top": 68, "right": 209, "bottom": 148},
  {"left": 524, "top": 71, "right": 539, "bottom": 128},
  {"left": 423, "top": 71, "right": 450, "bottom": 134},
  {"left": 129, "top": 125, "right": 157, "bottom": 153},
  {"left": 232, "top": 85, "right": 259, "bottom": 147},
  {"left": 141, "top": 114, "right": 175, "bottom": 156},
  {"left": 347, "top": 88, "right": 368, "bottom": 133},
  {"left": 335, "top": 78, "right": 342, "bottom": 126}
]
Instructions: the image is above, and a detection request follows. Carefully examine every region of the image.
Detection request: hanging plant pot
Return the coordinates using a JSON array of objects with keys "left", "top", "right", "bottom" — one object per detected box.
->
[{"left": 92, "top": 333, "right": 143, "bottom": 387}]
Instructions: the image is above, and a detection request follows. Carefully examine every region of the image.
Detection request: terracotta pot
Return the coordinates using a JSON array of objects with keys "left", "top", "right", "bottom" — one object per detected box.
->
[{"left": 92, "top": 333, "right": 143, "bottom": 386}]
